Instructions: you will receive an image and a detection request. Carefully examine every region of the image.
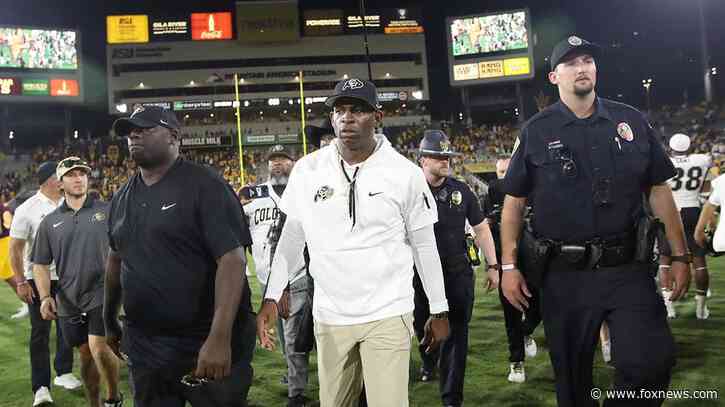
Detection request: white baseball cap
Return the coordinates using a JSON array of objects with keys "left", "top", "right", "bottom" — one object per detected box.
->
[{"left": 669, "top": 133, "right": 691, "bottom": 152}]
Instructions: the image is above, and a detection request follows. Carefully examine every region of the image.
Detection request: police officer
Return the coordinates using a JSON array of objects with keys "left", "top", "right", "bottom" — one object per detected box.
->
[
  {"left": 500, "top": 36, "right": 689, "bottom": 407},
  {"left": 414, "top": 130, "right": 498, "bottom": 407},
  {"left": 482, "top": 157, "right": 541, "bottom": 383}
]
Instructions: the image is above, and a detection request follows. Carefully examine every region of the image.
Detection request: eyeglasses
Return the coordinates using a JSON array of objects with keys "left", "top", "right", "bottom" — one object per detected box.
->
[{"left": 180, "top": 374, "right": 210, "bottom": 388}]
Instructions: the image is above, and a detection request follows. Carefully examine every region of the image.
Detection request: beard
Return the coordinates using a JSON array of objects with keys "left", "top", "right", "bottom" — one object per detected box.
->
[
  {"left": 573, "top": 81, "right": 595, "bottom": 97},
  {"left": 269, "top": 174, "right": 289, "bottom": 186}
]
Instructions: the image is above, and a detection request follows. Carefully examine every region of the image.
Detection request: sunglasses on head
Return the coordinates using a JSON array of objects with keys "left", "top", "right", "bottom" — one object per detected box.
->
[{"left": 59, "top": 158, "right": 88, "bottom": 169}]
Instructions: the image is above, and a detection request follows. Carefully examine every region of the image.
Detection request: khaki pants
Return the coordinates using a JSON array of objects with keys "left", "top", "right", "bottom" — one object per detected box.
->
[{"left": 315, "top": 313, "right": 413, "bottom": 407}]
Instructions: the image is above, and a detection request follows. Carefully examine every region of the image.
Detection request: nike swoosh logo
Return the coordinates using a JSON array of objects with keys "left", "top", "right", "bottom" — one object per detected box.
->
[
  {"left": 160, "top": 119, "right": 169, "bottom": 125},
  {"left": 161, "top": 203, "right": 177, "bottom": 211},
  {"left": 52, "top": 221, "right": 64, "bottom": 228},
  {"left": 368, "top": 192, "right": 384, "bottom": 197}
]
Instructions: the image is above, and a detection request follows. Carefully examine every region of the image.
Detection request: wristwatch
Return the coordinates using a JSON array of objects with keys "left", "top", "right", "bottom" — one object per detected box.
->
[
  {"left": 670, "top": 254, "right": 692, "bottom": 264},
  {"left": 430, "top": 312, "right": 449, "bottom": 320}
]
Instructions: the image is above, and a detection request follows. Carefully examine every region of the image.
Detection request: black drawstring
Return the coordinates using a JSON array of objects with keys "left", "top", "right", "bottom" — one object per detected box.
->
[{"left": 340, "top": 160, "right": 360, "bottom": 230}]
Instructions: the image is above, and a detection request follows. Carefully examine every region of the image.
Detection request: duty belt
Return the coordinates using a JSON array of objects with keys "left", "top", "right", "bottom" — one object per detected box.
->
[{"left": 550, "top": 232, "right": 636, "bottom": 269}]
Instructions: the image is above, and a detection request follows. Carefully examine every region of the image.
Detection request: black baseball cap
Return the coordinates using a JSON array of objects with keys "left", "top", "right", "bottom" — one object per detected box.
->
[
  {"left": 112, "top": 105, "right": 181, "bottom": 137},
  {"left": 324, "top": 78, "right": 380, "bottom": 110},
  {"left": 266, "top": 144, "right": 294, "bottom": 161},
  {"left": 418, "top": 130, "right": 461, "bottom": 157},
  {"left": 550, "top": 35, "right": 602, "bottom": 70},
  {"left": 36, "top": 161, "right": 58, "bottom": 185}
]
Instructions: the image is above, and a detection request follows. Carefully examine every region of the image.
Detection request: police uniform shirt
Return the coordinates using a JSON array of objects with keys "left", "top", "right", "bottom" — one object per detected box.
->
[
  {"left": 279, "top": 135, "right": 441, "bottom": 325},
  {"left": 430, "top": 177, "right": 485, "bottom": 260},
  {"left": 9, "top": 191, "right": 62, "bottom": 280},
  {"left": 31, "top": 197, "right": 109, "bottom": 316},
  {"left": 503, "top": 98, "right": 676, "bottom": 242},
  {"left": 108, "top": 159, "right": 253, "bottom": 340},
  {"left": 668, "top": 153, "right": 711, "bottom": 209}
]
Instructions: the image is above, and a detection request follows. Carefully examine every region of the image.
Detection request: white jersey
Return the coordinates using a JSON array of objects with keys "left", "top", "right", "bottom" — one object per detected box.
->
[
  {"left": 667, "top": 153, "right": 711, "bottom": 209},
  {"left": 243, "top": 182, "right": 283, "bottom": 285}
]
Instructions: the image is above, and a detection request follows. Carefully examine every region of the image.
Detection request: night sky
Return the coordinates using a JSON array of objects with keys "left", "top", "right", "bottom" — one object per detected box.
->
[{"left": 2, "top": 0, "right": 725, "bottom": 129}]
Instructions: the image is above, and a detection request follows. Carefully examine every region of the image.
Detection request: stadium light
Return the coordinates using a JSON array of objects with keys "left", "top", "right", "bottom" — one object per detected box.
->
[
  {"left": 343, "top": 74, "right": 349, "bottom": 79},
  {"left": 73, "top": 130, "right": 79, "bottom": 139},
  {"left": 137, "top": 82, "right": 145, "bottom": 89},
  {"left": 259, "top": 110, "right": 264, "bottom": 115},
  {"left": 283, "top": 110, "right": 288, "bottom": 114},
  {"left": 642, "top": 78, "right": 654, "bottom": 112},
  {"left": 244, "top": 100, "right": 250, "bottom": 107},
  {"left": 115, "top": 104, "right": 128, "bottom": 113},
  {"left": 288, "top": 99, "right": 294, "bottom": 105},
  {"left": 239, "top": 78, "right": 246, "bottom": 84},
  {"left": 210, "top": 113, "right": 214, "bottom": 118},
  {"left": 9, "top": 130, "right": 14, "bottom": 140},
  {"left": 712, "top": 67, "right": 718, "bottom": 76},
  {"left": 385, "top": 72, "right": 391, "bottom": 78},
  {"left": 184, "top": 114, "right": 190, "bottom": 119},
  {"left": 307, "top": 108, "right": 312, "bottom": 113},
  {"left": 412, "top": 90, "right": 423, "bottom": 100}
]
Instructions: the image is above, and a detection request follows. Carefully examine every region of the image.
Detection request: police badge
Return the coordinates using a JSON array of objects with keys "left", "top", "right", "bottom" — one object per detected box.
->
[
  {"left": 451, "top": 190, "right": 463, "bottom": 206},
  {"left": 617, "top": 122, "right": 634, "bottom": 142},
  {"left": 440, "top": 139, "right": 451, "bottom": 153},
  {"left": 314, "top": 185, "right": 334, "bottom": 202}
]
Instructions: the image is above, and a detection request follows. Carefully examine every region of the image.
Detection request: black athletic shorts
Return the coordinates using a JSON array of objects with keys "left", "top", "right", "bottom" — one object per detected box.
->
[
  {"left": 658, "top": 207, "right": 707, "bottom": 257},
  {"left": 59, "top": 306, "right": 105, "bottom": 348}
]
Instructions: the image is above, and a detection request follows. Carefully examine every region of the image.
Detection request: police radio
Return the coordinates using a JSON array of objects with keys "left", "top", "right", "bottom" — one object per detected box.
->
[{"left": 240, "top": 185, "right": 270, "bottom": 200}]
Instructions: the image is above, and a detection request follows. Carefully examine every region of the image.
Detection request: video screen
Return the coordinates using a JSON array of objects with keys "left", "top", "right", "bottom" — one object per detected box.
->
[
  {"left": 0, "top": 27, "right": 78, "bottom": 70},
  {"left": 450, "top": 11, "right": 528, "bottom": 57}
]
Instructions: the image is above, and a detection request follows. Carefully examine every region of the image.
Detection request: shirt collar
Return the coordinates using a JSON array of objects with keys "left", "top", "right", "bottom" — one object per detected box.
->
[
  {"left": 36, "top": 191, "right": 61, "bottom": 207},
  {"left": 60, "top": 195, "right": 95, "bottom": 213},
  {"left": 556, "top": 97, "right": 613, "bottom": 125}
]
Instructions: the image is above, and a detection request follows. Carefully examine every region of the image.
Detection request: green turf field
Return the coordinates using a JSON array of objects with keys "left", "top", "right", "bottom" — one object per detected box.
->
[{"left": 0, "top": 259, "right": 723, "bottom": 406}]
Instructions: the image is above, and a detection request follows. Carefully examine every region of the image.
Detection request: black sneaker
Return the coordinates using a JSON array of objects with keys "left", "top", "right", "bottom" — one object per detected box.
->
[{"left": 287, "top": 394, "right": 306, "bottom": 407}]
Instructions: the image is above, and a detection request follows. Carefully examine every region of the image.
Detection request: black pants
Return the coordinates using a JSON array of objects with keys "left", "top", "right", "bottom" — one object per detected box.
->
[
  {"left": 28, "top": 280, "right": 74, "bottom": 393},
  {"left": 498, "top": 275, "right": 541, "bottom": 363},
  {"left": 127, "top": 317, "right": 256, "bottom": 407},
  {"left": 413, "top": 267, "right": 474, "bottom": 406},
  {"left": 541, "top": 260, "right": 675, "bottom": 407}
]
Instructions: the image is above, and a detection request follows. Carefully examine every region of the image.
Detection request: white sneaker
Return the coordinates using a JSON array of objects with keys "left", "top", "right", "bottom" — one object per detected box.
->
[
  {"left": 524, "top": 336, "right": 537, "bottom": 358},
  {"left": 662, "top": 290, "right": 676, "bottom": 319},
  {"left": 696, "top": 295, "right": 710, "bottom": 320},
  {"left": 33, "top": 386, "right": 53, "bottom": 406},
  {"left": 507, "top": 362, "right": 525, "bottom": 383},
  {"left": 54, "top": 373, "right": 82, "bottom": 390},
  {"left": 10, "top": 304, "right": 29, "bottom": 319},
  {"left": 601, "top": 340, "right": 611, "bottom": 363}
]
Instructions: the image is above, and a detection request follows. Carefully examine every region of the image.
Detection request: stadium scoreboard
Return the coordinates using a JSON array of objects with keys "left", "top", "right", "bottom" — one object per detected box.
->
[
  {"left": 446, "top": 9, "right": 534, "bottom": 87},
  {"left": 0, "top": 25, "right": 83, "bottom": 103}
]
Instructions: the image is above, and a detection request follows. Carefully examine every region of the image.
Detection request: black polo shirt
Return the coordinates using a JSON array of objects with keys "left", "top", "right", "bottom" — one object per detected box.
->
[
  {"left": 32, "top": 196, "right": 108, "bottom": 316},
  {"left": 430, "top": 177, "right": 485, "bottom": 261},
  {"left": 108, "top": 158, "right": 253, "bottom": 343},
  {"left": 503, "top": 98, "right": 676, "bottom": 242}
]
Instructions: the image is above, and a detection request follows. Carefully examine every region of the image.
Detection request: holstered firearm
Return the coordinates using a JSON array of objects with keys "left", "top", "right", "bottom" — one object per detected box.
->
[{"left": 517, "top": 219, "right": 552, "bottom": 289}]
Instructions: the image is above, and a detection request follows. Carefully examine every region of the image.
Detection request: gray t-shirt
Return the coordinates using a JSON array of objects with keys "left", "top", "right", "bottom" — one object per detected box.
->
[{"left": 32, "top": 197, "right": 109, "bottom": 316}]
